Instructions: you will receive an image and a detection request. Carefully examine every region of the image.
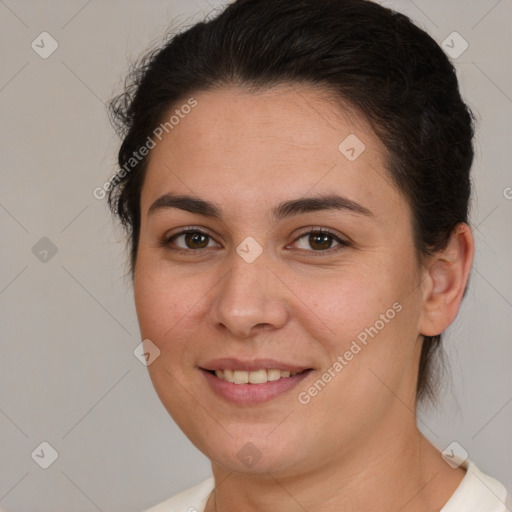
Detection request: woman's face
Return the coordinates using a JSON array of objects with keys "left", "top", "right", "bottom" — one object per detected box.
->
[{"left": 134, "top": 86, "right": 429, "bottom": 476}]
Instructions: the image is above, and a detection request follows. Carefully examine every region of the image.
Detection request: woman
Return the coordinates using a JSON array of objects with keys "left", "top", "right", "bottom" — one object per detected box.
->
[{"left": 107, "top": 0, "right": 509, "bottom": 510}]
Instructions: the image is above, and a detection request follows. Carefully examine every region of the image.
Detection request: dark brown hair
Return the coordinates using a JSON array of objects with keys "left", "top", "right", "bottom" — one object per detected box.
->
[{"left": 108, "top": 0, "right": 474, "bottom": 403}]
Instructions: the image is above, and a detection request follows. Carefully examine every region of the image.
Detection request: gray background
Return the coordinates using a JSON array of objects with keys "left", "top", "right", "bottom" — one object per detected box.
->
[{"left": 0, "top": 0, "right": 511, "bottom": 510}]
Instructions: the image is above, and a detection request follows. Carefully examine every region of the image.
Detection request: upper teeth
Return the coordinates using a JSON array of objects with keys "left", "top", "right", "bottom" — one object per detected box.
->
[{"left": 214, "top": 369, "right": 299, "bottom": 384}]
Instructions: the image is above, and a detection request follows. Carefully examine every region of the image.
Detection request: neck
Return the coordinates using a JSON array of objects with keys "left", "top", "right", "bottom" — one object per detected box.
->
[{"left": 205, "top": 422, "right": 466, "bottom": 512}]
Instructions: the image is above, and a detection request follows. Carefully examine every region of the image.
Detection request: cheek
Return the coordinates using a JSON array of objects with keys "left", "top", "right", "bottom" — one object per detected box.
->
[
  {"left": 302, "top": 258, "right": 422, "bottom": 392},
  {"left": 302, "top": 261, "right": 405, "bottom": 342},
  {"left": 315, "top": 297, "right": 422, "bottom": 433},
  {"left": 134, "top": 260, "right": 191, "bottom": 343},
  {"left": 133, "top": 257, "right": 221, "bottom": 367}
]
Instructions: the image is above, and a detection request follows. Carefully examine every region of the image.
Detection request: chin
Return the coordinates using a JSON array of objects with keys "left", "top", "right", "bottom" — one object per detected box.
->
[{"left": 192, "top": 427, "right": 307, "bottom": 475}]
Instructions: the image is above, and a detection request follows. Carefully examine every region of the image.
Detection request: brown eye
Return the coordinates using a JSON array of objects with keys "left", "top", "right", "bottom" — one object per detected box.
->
[
  {"left": 293, "top": 230, "right": 349, "bottom": 252},
  {"left": 167, "top": 230, "right": 218, "bottom": 251},
  {"left": 308, "top": 232, "right": 334, "bottom": 250},
  {"left": 185, "top": 232, "right": 209, "bottom": 249}
]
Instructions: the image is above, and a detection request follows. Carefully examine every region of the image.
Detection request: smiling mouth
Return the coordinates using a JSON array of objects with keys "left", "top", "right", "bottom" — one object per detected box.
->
[{"left": 205, "top": 368, "right": 310, "bottom": 384}]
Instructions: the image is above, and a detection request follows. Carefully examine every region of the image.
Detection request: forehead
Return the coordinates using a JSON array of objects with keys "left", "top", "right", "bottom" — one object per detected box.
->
[
  {"left": 140, "top": 85, "right": 403, "bottom": 220},
  {"left": 152, "top": 85, "right": 379, "bottom": 161}
]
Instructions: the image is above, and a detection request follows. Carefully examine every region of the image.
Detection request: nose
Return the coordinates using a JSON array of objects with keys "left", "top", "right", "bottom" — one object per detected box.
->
[{"left": 209, "top": 251, "right": 289, "bottom": 339}]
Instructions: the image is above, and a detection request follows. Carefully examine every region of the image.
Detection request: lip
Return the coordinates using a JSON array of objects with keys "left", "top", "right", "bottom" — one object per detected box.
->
[{"left": 199, "top": 360, "right": 314, "bottom": 405}]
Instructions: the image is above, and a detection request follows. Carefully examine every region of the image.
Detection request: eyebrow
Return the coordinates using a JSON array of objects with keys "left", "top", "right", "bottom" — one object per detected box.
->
[{"left": 148, "top": 193, "right": 373, "bottom": 220}]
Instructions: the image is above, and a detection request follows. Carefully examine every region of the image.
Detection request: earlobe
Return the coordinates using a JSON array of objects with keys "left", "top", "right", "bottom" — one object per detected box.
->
[{"left": 419, "top": 223, "right": 474, "bottom": 337}]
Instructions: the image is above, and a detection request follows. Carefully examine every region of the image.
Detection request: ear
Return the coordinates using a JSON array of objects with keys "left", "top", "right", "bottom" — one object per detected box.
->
[{"left": 418, "top": 223, "right": 474, "bottom": 337}]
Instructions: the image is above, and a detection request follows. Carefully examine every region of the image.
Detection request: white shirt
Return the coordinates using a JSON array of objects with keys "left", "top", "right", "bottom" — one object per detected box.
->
[{"left": 144, "top": 460, "right": 509, "bottom": 512}]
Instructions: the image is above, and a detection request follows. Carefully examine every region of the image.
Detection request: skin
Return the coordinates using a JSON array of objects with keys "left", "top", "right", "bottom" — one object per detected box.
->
[{"left": 133, "top": 85, "right": 474, "bottom": 511}]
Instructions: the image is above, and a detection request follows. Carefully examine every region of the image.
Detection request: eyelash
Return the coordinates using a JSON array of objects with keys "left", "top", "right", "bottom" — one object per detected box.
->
[{"left": 162, "top": 227, "right": 350, "bottom": 255}]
